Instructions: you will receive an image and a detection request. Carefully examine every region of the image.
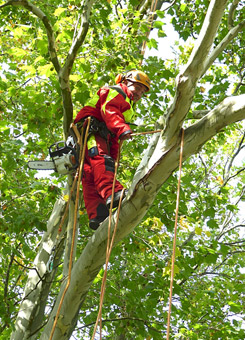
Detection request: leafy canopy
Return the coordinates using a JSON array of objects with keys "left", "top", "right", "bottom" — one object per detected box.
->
[{"left": 0, "top": 0, "right": 244, "bottom": 339}]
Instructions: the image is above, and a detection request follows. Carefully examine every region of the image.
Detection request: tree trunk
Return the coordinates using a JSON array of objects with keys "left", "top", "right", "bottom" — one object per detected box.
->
[
  {"left": 41, "top": 96, "right": 245, "bottom": 339},
  {"left": 11, "top": 198, "right": 67, "bottom": 340}
]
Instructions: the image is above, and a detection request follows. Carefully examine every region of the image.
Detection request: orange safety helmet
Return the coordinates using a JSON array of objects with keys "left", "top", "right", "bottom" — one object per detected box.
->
[{"left": 115, "top": 69, "right": 151, "bottom": 92}]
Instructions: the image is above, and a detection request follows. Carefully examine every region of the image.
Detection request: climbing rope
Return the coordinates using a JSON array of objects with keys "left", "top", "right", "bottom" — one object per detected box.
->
[
  {"left": 166, "top": 128, "right": 185, "bottom": 340},
  {"left": 49, "top": 118, "right": 91, "bottom": 340},
  {"left": 91, "top": 140, "right": 124, "bottom": 340},
  {"left": 131, "top": 129, "right": 162, "bottom": 136}
]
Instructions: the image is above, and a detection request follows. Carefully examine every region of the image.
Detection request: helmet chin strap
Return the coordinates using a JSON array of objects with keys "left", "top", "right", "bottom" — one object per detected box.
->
[
  {"left": 125, "top": 80, "right": 135, "bottom": 89},
  {"left": 123, "top": 80, "right": 134, "bottom": 100}
]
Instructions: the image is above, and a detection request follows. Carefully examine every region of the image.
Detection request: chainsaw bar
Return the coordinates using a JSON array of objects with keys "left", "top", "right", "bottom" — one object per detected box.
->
[
  {"left": 28, "top": 160, "right": 56, "bottom": 171},
  {"left": 27, "top": 135, "right": 80, "bottom": 175}
]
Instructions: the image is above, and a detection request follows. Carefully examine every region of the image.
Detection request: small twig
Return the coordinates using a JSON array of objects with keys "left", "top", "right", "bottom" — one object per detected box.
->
[
  {"left": 13, "top": 258, "right": 43, "bottom": 282},
  {"left": 79, "top": 316, "right": 163, "bottom": 333}
]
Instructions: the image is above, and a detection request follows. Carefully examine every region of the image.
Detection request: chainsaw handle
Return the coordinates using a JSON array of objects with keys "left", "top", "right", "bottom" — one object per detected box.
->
[{"left": 49, "top": 141, "right": 75, "bottom": 158}]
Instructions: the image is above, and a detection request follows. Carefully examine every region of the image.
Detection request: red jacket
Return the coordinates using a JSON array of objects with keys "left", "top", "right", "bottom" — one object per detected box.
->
[{"left": 74, "top": 83, "right": 135, "bottom": 140}]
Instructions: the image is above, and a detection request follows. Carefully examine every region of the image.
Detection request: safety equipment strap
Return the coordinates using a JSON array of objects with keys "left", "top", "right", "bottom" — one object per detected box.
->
[{"left": 109, "top": 85, "right": 127, "bottom": 100}]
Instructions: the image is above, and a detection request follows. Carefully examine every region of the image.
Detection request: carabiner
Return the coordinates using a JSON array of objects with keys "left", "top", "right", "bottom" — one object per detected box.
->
[{"left": 47, "top": 254, "right": 54, "bottom": 273}]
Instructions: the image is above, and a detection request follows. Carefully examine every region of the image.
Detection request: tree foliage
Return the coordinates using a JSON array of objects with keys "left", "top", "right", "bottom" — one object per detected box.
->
[{"left": 0, "top": 0, "right": 245, "bottom": 339}]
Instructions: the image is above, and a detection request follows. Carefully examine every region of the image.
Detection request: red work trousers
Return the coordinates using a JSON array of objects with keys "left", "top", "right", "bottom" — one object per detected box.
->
[{"left": 82, "top": 134, "right": 124, "bottom": 221}]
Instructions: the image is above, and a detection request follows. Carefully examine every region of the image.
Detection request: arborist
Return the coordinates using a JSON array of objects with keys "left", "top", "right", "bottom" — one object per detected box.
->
[{"left": 74, "top": 69, "right": 151, "bottom": 230}]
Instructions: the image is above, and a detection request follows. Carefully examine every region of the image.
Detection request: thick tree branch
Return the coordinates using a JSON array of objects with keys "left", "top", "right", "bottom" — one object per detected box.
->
[
  {"left": 41, "top": 94, "right": 245, "bottom": 340},
  {"left": 10, "top": 198, "right": 67, "bottom": 340},
  {"left": 184, "top": 0, "right": 229, "bottom": 77},
  {"left": 192, "top": 109, "right": 210, "bottom": 119},
  {"left": 161, "top": 0, "right": 230, "bottom": 148},
  {"left": 183, "top": 95, "right": 245, "bottom": 159},
  {"left": 61, "top": 0, "right": 95, "bottom": 137}
]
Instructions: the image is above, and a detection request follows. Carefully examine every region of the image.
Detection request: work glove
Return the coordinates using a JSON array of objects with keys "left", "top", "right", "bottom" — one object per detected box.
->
[{"left": 119, "top": 131, "right": 132, "bottom": 141}]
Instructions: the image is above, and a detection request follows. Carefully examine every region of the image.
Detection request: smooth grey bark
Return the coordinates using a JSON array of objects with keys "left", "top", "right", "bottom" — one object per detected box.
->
[{"left": 10, "top": 198, "right": 67, "bottom": 340}]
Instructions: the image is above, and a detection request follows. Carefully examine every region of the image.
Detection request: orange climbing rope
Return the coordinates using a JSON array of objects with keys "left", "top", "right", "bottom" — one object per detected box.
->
[
  {"left": 49, "top": 118, "right": 91, "bottom": 340},
  {"left": 91, "top": 140, "right": 124, "bottom": 340},
  {"left": 131, "top": 129, "right": 162, "bottom": 136},
  {"left": 166, "top": 128, "right": 185, "bottom": 340}
]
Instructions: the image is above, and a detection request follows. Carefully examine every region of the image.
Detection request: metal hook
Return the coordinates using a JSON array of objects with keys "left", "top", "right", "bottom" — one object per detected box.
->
[{"left": 47, "top": 254, "right": 54, "bottom": 273}]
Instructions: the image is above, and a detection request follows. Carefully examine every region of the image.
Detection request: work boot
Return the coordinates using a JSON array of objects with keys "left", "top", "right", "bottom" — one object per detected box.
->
[
  {"left": 89, "top": 216, "right": 107, "bottom": 230},
  {"left": 106, "top": 190, "right": 127, "bottom": 209},
  {"left": 89, "top": 203, "right": 109, "bottom": 230}
]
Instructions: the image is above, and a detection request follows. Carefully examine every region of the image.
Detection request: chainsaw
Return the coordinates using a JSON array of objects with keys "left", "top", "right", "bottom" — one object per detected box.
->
[{"left": 28, "top": 139, "right": 79, "bottom": 175}]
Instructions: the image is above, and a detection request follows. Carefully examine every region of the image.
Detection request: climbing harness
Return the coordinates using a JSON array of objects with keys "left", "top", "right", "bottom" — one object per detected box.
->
[
  {"left": 77, "top": 116, "right": 115, "bottom": 140},
  {"left": 49, "top": 118, "right": 91, "bottom": 340},
  {"left": 91, "top": 140, "right": 124, "bottom": 340},
  {"left": 166, "top": 128, "right": 185, "bottom": 340}
]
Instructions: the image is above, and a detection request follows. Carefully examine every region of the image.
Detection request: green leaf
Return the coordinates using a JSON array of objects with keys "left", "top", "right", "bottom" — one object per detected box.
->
[
  {"left": 147, "top": 38, "right": 158, "bottom": 50},
  {"left": 156, "top": 10, "right": 165, "bottom": 19},
  {"left": 195, "top": 226, "right": 202, "bottom": 235},
  {"left": 180, "top": 4, "right": 187, "bottom": 12},
  {"left": 161, "top": 69, "right": 175, "bottom": 80},
  {"left": 207, "top": 219, "right": 219, "bottom": 229},
  {"left": 158, "top": 30, "right": 167, "bottom": 38},
  {"left": 228, "top": 301, "right": 242, "bottom": 313},
  {"left": 37, "top": 64, "right": 54, "bottom": 77},
  {"left": 204, "top": 207, "right": 215, "bottom": 218},
  {"left": 154, "top": 21, "right": 164, "bottom": 29},
  {"left": 54, "top": 7, "right": 66, "bottom": 17}
]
